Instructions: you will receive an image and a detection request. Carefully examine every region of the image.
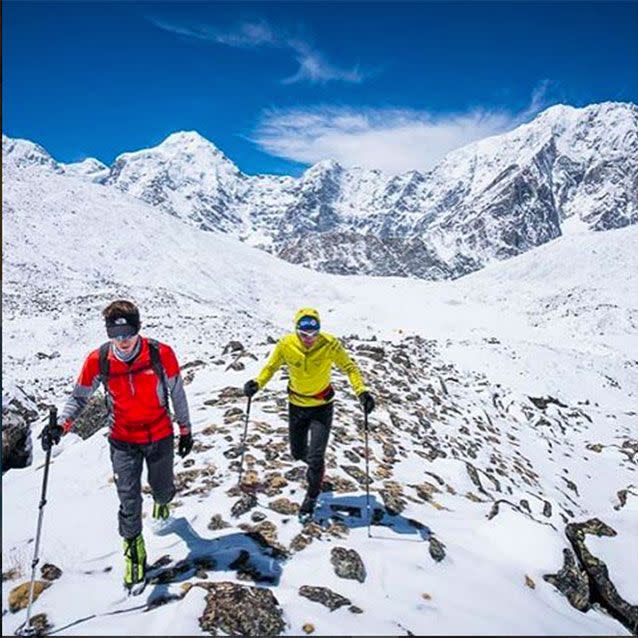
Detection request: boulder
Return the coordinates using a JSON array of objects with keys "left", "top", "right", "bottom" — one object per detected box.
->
[
  {"left": 298, "top": 585, "right": 351, "bottom": 611},
  {"left": 41, "top": 563, "right": 62, "bottom": 581},
  {"left": 231, "top": 493, "right": 258, "bottom": 518},
  {"left": 198, "top": 581, "right": 285, "bottom": 636},
  {"left": 9, "top": 580, "right": 50, "bottom": 612},
  {"left": 330, "top": 547, "right": 366, "bottom": 583},
  {"left": 543, "top": 547, "right": 590, "bottom": 611}
]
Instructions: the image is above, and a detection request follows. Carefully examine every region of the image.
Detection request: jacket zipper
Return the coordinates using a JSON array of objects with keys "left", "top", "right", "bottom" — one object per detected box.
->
[{"left": 128, "top": 372, "right": 135, "bottom": 396}]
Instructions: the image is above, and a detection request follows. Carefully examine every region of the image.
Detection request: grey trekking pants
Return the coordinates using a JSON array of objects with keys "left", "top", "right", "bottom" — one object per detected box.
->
[{"left": 109, "top": 434, "right": 175, "bottom": 539}]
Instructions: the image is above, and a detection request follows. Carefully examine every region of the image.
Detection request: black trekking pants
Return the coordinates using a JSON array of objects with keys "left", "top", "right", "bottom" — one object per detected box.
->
[
  {"left": 109, "top": 434, "right": 175, "bottom": 539},
  {"left": 288, "top": 402, "right": 334, "bottom": 498}
]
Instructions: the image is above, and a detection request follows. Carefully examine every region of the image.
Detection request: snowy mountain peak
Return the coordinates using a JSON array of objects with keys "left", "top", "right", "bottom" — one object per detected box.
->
[
  {"left": 112, "top": 130, "right": 239, "bottom": 171},
  {"left": 60, "top": 157, "right": 109, "bottom": 183},
  {"left": 305, "top": 158, "right": 343, "bottom": 174},
  {"left": 5, "top": 100, "right": 637, "bottom": 280},
  {"left": 157, "top": 130, "right": 227, "bottom": 156},
  {"left": 2, "top": 134, "right": 62, "bottom": 174}
]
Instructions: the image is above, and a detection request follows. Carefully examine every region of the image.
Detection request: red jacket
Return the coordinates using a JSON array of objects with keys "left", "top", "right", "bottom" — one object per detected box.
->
[{"left": 60, "top": 337, "right": 191, "bottom": 444}]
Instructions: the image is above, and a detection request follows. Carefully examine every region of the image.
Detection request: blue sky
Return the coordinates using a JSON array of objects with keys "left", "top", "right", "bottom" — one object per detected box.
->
[{"left": 3, "top": 1, "right": 637, "bottom": 175}]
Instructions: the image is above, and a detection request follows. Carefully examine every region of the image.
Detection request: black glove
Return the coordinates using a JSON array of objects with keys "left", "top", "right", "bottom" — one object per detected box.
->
[
  {"left": 243, "top": 380, "right": 259, "bottom": 398},
  {"left": 42, "top": 424, "right": 63, "bottom": 451},
  {"left": 359, "top": 391, "right": 375, "bottom": 415},
  {"left": 178, "top": 432, "right": 193, "bottom": 458}
]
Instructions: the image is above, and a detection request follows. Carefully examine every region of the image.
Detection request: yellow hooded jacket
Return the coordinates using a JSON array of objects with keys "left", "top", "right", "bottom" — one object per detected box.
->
[{"left": 255, "top": 308, "right": 367, "bottom": 407}]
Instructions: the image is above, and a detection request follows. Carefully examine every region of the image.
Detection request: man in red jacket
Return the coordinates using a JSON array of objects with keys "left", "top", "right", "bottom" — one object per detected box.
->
[{"left": 41, "top": 300, "right": 193, "bottom": 589}]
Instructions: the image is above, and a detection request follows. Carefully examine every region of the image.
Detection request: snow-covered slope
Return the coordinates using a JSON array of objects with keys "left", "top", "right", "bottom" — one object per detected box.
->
[
  {"left": 3, "top": 143, "right": 637, "bottom": 635},
  {"left": 101, "top": 101, "right": 638, "bottom": 278},
  {"left": 4, "top": 101, "right": 636, "bottom": 281},
  {"left": 60, "top": 157, "right": 109, "bottom": 183}
]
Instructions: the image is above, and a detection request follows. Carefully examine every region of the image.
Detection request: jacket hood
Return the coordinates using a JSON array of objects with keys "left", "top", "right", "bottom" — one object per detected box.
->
[{"left": 294, "top": 307, "right": 321, "bottom": 328}]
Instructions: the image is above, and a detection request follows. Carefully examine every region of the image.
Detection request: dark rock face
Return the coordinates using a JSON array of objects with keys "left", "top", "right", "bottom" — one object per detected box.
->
[
  {"left": 298, "top": 585, "right": 351, "bottom": 611},
  {"left": 543, "top": 548, "right": 591, "bottom": 611},
  {"left": 2, "top": 387, "right": 38, "bottom": 471},
  {"left": 565, "top": 519, "right": 638, "bottom": 634},
  {"left": 222, "top": 340, "right": 244, "bottom": 354},
  {"left": 231, "top": 493, "right": 257, "bottom": 518},
  {"left": 198, "top": 581, "right": 285, "bottom": 636},
  {"left": 330, "top": 547, "right": 366, "bottom": 583},
  {"left": 207, "top": 514, "right": 231, "bottom": 530},
  {"left": 41, "top": 563, "right": 62, "bottom": 581},
  {"left": 544, "top": 518, "right": 638, "bottom": 634},
  {"left": 428, "top": 537, "right": 446, "bottom": 563}
]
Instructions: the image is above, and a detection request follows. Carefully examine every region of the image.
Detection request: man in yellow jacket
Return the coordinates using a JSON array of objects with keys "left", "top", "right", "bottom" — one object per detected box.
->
[{"left": 244, "top": 308, "right": 375, "bottom": 519}]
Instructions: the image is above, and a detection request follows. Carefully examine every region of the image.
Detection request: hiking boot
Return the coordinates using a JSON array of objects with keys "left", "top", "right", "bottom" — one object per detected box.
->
[
  {"left": 152, "top": 501, "right": 170, "bottom": 520},
  {"left": 299, "top": 493, "right": 317, "bottom": 517},
  {"left": 123, "top": 533, "right": 146, "bottom": 587}
]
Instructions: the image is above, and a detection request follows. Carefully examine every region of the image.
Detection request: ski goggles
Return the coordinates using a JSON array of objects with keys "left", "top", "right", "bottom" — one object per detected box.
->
[
  {"left": 297, "top": 316, "right": 320, "bottom": 332},
  {"left": 110, "top": 332, "right": 138, "bottom": 342}
]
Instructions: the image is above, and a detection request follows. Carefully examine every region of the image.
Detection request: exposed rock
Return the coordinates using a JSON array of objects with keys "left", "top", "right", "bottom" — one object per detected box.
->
[
  {"left": 355, "top": 345, "right": 385, "bottom": 361},
  {"left": 290, "top": 533, "right": 314, "bottom": 553},
  {"left": 41, "top": 563, "right": 62, "bottom": 581},
  {"left": 223, "top": 340, "right": 245, "bottom": 354},
  {"left": 269, "top": 497, "right": 299, "bottom": 515},
  {"left": 565, "top": 518, "right": 638, "bottom": 633},
  {"left": 208, "top": 514, "right": 231, "bottom": 530},
  {"left": 326, "top": 475, "right": 357, "bottom": 493},
  {"left": 412, "top": 482, "right": 441, "bottom": 502},
  {"left": 2, "top": 567, "right": 20, "bottom": 582},
  {"left": 528, "top": 395, "right": 568, "bottom": 410},
  {"left": 223, "top": 407, "right": 245, "bottom": 424},
  {"left": 198, "top": 581, "right": 285, "bottom": 636},
  {"left": 428, "top": 537, "right": 446, "bottom": 563},
  {"left": 284, "top": 466, "right": 306, "bottom": 482},
  {"left": 218, "top": 386, "right": 245, "bottom": 400},
  {"left": 330, "top": 547, "right": 366, "bottom": 583},
  {"left": 231, "top": 492, "right": 257, "bottom": 518},
  {"left": 341, "top": 465, "right": 371, "bottom": 486},
  {"left": 543, "top": 548, "right": 590, "bottom": 611},
  {"left": 303, "top": 623, "right": 315, "bottom": 634},
  {"left": 242, "top": 521, "right": 289, "bottom": 558},
  {"left": 525, "top": 575, "right": 536, "bottom": 589},
  {"left": 9, "top": 580, "right": 50, "bottom": 612},
  {"left": 349, "top": 605, "right": 364, "bottom": 614},
  {"left": 298, "top": 585, "right": 351, "bottom": 611},
  {"left": 2, "top": 386, "right": 37, "bottom": 471},
  {"left": 380, "top": 484, "right": 406, "bottom": 515},
  {"left": 148, "top": 557, "right": 197, "bottom": 585},
  {"left": 24, "top": 613, "right": 52, "bottom": 635}
]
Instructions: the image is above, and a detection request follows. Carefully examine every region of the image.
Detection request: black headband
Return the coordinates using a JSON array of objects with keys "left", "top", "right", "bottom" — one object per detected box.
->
[{"left": 105, "top": 312, "right": 140, "bottom": 339}]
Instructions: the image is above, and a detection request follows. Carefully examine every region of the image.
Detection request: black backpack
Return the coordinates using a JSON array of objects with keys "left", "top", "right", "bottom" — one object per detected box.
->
[{"left": 98, "top": 338, "right": 169, "bottom": 408}]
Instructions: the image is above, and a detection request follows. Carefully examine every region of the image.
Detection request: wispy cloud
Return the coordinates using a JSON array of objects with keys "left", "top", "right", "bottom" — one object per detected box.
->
[
  {"left": 253, "top": 83, "right": 558, "bottom": 173},
  {"left": 150, "top": 17, "right": 366, "bottom": 85}
]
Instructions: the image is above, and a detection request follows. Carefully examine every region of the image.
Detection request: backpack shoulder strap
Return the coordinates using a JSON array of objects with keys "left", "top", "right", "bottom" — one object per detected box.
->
[
  {"left": 147, "top": 338, "right": 169, "bottom": 408},
  {"left": 98, "top": 342, "right": 111, "bottom": 386}
]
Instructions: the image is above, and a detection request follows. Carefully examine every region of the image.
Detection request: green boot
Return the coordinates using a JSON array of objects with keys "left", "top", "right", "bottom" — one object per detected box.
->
[
  {"left": 123, "top": 533, "right": 146, "bottom": 587},
  {"left": 152, "top": 501, "right": 170, "bottom": 520}
]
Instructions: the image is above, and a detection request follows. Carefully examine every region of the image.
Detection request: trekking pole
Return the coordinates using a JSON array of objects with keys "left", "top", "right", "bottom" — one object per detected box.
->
[
  {"left": 20, "top": 406, "right": 57, "bottom": 637},
  {"left": 363, "top": 407, "right": 371, "bottom": 538},
  {"left": 237, "top": 396, "right": 252, "bottom": 490}
]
